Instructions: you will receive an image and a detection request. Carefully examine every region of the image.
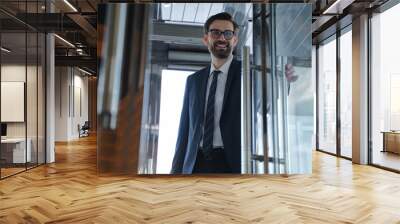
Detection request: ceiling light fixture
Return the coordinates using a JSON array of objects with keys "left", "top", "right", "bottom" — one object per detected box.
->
[
  {"left": 163, "top": 3, "right": 171, "bottom": 8},
  {"left": 322, "top": 0, "right": 352, "bottom": 15},
  {"left": 63, "top": 0, "right": 78, "bottom": 12},
  {"left": 76, "top": 48, "right": 85, "bottom": 55},
  {"left": 1, "top": 47, "right": 11, "bottom": 53},
  {"left": 78, "top": 67, "right": 93, "bottom": 76},
  {"left": 54, "top": 34, "right": 75, "bottom": 48},
  {"left": 323, "top": 0, "right": 342, "bottom": 14}
]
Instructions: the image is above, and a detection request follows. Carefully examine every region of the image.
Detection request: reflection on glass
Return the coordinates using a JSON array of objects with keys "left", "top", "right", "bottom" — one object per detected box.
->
[
  {"left": 275, "top": 4, "right": 313, "bottom": 174},
  {"left": 251, "top": 4, "right": 313, "bottom": 174},
  {"left": 340, "top": 29, "right": 352, "bottom": 158},
  {"left": 318, "top": 37, "right": 337, "bottom": 155},
  {"left": 137, "top": 3, "right": 312, "bottom": 174},
  {"left": 371, "top": 4, "right": 400, "bottom": 171}
]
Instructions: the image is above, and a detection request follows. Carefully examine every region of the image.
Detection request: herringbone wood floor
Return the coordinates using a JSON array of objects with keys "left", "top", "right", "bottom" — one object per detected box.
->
[{"left": 1, "top": 135, "right": 400, "bottom": 223}]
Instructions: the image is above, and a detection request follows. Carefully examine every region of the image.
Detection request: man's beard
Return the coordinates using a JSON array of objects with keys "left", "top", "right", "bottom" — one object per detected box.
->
[{"left": 210, "top": 41, "right": 232, "bottom": 59}]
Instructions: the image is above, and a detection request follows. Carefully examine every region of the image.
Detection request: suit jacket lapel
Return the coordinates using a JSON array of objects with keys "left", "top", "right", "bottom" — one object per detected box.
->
[{"left": 197, "top": 66, "right": 210, "bottom": 124}]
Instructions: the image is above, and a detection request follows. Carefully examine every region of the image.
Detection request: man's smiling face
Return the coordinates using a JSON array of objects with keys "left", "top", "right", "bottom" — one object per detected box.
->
[{"left": 202, "top": 20, "right": 238, "bottom": 59}]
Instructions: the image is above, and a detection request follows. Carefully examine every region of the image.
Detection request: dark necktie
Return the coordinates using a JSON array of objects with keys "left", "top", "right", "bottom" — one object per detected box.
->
[{"left": 203, "top": 70, "right": 221, "bottom": 153}]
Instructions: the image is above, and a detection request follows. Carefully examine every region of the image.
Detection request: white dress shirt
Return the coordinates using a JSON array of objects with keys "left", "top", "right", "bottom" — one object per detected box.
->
[{"left": 200, "top": 54, "right": 233, "bottom": 148}]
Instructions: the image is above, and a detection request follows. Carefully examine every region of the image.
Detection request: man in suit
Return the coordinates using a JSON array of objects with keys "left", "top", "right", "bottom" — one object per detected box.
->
[
  {"left": 171, "top": 12, "right": 296, "bottom": 174},
  {"left": 171, "top": 12, "right": 241, "bottom": 174}
]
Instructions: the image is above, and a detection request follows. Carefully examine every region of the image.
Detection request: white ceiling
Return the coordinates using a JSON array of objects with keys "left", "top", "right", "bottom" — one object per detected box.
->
[{"left": 160, "top": 3, "right": 252, "bottom": 27}]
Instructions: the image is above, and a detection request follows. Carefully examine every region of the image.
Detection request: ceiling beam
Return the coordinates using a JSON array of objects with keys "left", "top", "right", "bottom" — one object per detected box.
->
[
  {"left": 150, "top": 22, "right": 204, "bottom": 46},
  {"left": 67, "top": 13, "right": 97, "bottom": 39},
  {"left": 322, "top": 0, "right": 356, "bottom": 14},
  {"left": 55, "top": 55, "right": 96, "bottom": 72}
]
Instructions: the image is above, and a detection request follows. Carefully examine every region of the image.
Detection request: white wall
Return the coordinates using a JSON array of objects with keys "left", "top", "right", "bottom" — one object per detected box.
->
[
  {"left": 1, "top": 65, "right": 35, "bottom": 137},
  {"left": 1, "top": 63, "right": 46, "bottom": 164},
  {"left": 1, "top": 65, "right": 26, "bottom": 137},
  {"left": 72, "top": 73, "right": 89, "bottom": 137},
  {"left": 55, "top": 67, "right": 89, "bottom": 141},
  {"left": 55, "top": 67, "right": 68, "bottom": 141}
]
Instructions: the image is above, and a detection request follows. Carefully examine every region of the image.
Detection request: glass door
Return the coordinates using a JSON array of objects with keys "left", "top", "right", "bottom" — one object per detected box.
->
[
  {"left": 247, "top": 4, "right": 313, "bottom": 174},
  {"left": 0, "top": 0, "right": 47, "bottom": 179},
  {"left": 1, "top": 30, "right": 28, "bottom": 178}
]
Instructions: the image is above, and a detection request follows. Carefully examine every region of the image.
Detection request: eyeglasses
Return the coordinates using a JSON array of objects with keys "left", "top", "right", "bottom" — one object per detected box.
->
[{"left": 208, "top": 29, "right": 235, "bottom": 40}]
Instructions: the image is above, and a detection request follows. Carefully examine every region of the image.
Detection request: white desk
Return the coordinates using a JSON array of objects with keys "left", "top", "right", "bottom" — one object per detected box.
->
[{"left": 1, "top": 138, "right": 31, "bottom": 163}]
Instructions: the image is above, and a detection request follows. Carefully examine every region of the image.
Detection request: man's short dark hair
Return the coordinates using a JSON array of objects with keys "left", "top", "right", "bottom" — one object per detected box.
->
[{"left": 204, "top": 12, "right": 239, "bottom": 34}]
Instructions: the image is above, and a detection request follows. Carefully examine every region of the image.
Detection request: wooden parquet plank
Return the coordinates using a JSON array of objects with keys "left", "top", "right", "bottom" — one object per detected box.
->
[{"left": 1, "top": 135, "right": 400, "bottom": 223}]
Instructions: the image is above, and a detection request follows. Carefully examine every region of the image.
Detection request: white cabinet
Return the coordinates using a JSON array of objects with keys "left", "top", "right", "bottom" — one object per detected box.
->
[{"left": 1, "top": 138, "right": 32, "bottom": 163}]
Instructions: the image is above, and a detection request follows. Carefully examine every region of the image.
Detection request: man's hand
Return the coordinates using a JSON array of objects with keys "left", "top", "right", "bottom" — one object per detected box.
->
[{"left": 285, "top": 64, "right": 298, "bottom": 83}]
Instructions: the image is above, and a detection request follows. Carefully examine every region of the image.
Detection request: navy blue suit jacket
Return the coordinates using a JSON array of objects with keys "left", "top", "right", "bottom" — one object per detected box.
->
[{"left": 171, "top": 59, "right": 242, "bottom": 174}]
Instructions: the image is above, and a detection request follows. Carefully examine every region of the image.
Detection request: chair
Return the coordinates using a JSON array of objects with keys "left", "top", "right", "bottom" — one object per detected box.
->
[{"left": 78, "top": 121, "right": 90, "bottom": 138}]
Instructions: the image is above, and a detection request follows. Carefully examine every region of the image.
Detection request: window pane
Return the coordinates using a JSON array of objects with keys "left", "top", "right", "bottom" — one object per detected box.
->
[
  {"left": 156, "top": 70, "right": 191, "bottom": 174},
  {"left": 318, "top": 37, "right": 337, "bottom": 154},
  {"left": 371, "top": 4, "right": 400, "bottom": 171},
  {"left": 340, "top": 29, "right": 352, "bottom": 158}
]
